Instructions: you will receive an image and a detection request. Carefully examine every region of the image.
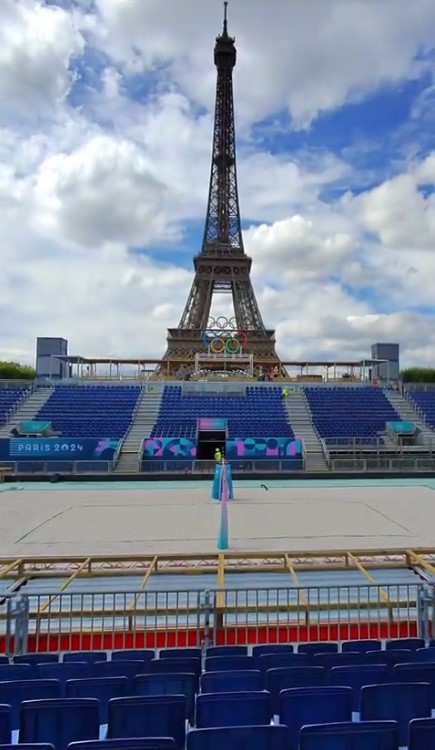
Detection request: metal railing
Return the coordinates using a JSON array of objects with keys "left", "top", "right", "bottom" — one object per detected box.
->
[
  {"left": 1, "top": 581, "right": 429, "bottom": 656},
  {"left": 331, "top": 456, "right": 435, "bottom": 471},
  {"left": 0, "top": 460, "right": 113, "bottom": 474},
  {"left": 140, "top": 459, "right": 304, "bottom": 474}
]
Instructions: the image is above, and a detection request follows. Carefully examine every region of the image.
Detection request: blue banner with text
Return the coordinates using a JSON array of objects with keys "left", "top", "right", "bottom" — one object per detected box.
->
[{"left": 0, "top": 438, "right": 120, "bottom": 461}]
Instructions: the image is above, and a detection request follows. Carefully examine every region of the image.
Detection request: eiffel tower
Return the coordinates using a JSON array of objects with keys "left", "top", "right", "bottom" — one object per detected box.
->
[{"left": 160, "top": 4, "right": 282, "bottom": 376}]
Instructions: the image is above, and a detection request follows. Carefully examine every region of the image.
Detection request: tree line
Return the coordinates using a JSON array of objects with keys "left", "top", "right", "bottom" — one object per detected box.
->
[{"left": 0, "top": 361, "right": 35, "bottom": 380}]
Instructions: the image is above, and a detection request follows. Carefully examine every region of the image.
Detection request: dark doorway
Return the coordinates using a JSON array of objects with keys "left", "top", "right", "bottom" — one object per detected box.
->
[{"left": 197, "top": 430, "right": 226, "bottom": 460}]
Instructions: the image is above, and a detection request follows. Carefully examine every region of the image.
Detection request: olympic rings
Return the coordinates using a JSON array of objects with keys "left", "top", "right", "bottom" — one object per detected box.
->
[
  {"left": 202, "top": 316, "right": 249, "bottom": 355},
  {"left": 210, "top": 338, "right": 226, "bottom": 353}
]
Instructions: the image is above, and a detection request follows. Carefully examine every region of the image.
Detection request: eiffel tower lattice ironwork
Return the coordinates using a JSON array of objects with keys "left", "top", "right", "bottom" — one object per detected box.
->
[{"left": 160, "top": 4, "right": 282, "bottom": 376}]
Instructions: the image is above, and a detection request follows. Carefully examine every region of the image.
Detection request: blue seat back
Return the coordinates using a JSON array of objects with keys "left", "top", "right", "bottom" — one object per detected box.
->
[
  {"left": 299, "top": 720, "right": 398, "bottom": 750},
  {"left": 111, "top": 650, "right": 154, "bottom": 664},
  {"left": 365, "top": 649, "right": 412, "bottom": 669},
  {"left": 386, "top": 638, "right": 424, "bottom": 651},
  {"left": 70, "top": 741, "right": 175, "bottom": 750},
  {"left": 206, "top": 646, "right": 248, "bottom": 657},
  {"left": 361, "top": 682, "right": 431, "bottom": 746},
  {"left": 0, "top": 745, "right": 54, "bottom": 750},
  {"left": 204, "top": 656, "right": 255, "bottom": 672},
  {"left": 160, "top": 649, "right": 202, "bottom": 660},
  {"left": 134, "top": 673, "right": 196, "bottom": 720},
  {"left": 0, "top": 705, "right": 11, "bottom": 743},
  {"left": 20, "top": 698, "right": 100, "bottom": 750},
  {"left": 0, "top": 664, "right": 33, "bottom": 681},
  {"left": 393, "top": 663, "right": 435, "bottom": 704},
  {"left": 265, "top": 667, "right": 325, "bottom": 714},
  {"left": 107, "top": 695, "right": 186, "bottom": 750},
  {"left": 201, "top": 670, "right": 262, "bottom": 694},
  {"left": 258, "top": 653, "right": 307, "bottom": 674},
  {"left": 280, "top": 687, "right": 352, "bottom": 750},
  {"left": 150, "top": 658, "right": 201, "bottom": 680},
  {"left": 64, "top": 653, "right": 107, "bottom": 665},
  {"left": 14, "top": 654, "right": 58, "bottom": 667},
  {"left": 66, "top": 677, "right": 128, "bottom": 723},
  {"left": 416, "top": 647, "right": 435, "bottom": 662},
  {"left": 252, "top": 645, "right": 293, "bottom": 662},
  {"left": 196, "top": 691, "right": 271, "bottom": 729},
  {"left": 37, "top": 663, "right": 92, "bottom": 691},
  {"left": 329, "top": 665, "right": 388, "bottom": 711},
  {"left": 93, "top": 660, "right": 145, "bottom": 687},
  {"left": 0, "top": 659, "right": 7, "bottom": 665},
  {"left": 409, "top": 717, "right": 435, "bottom": 750},
  {"left": 298, "top": 643, "right": 338, "bottom": 656},
  {"left": 341, "top": 640, "right": 382, "bottom": 653},
  {"left": 0, "top": 679, "right": 60, "bottom": 729},
  {"left": 312, "top": 652, "right": 365, "bottom": 669},
  {"left": 186, "top": 725, "right": 290, "bottom": 750}
]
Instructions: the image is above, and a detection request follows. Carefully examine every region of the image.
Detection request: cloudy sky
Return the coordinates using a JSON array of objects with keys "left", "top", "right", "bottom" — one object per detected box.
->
[{"left": 1, "top": 0, "right": 435, "bottom": 367}]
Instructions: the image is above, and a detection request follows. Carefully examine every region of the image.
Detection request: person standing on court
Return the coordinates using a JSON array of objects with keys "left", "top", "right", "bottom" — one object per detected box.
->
[{"left": 214, "top": 447, "right": 222, "bottom": 463}]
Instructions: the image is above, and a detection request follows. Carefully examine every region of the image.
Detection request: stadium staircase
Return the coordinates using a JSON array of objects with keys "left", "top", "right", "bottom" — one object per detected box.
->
[
  {"left": 384, "top": 389, "right": 434, "bottom": 445},
  {"left": 114, "top": 387, "right": 162, "bottom": 473},
  {"left": 0, "top": 386, "right": 54, "bottom": 437},
  {"left": 283, "top": 389, "right": 329, "bottom": 471}
]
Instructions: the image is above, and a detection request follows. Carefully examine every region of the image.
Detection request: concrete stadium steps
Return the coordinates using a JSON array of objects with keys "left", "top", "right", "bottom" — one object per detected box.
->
[
  {"left": 384, "top": 389, "right": 434, "bottom": 444},
  {"left": 0, "top": 386, "right": 54, "bottom": 437},
  {"left": 283, "top": 389, "right": 329, "bottom": 471},
  {"left": 114, "top": 388, "right": 162, "bottom": 473}
]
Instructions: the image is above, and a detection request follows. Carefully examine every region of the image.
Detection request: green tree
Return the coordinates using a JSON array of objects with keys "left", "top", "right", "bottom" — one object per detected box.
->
[
  {"left": 0, "top": 361, "right": 35, "bottom": 380},
  {"left": 401, "top": 367, "right": 435, "bottom": 383}
]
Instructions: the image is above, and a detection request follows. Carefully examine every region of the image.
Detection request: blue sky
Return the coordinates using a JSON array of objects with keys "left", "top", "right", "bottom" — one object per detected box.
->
[{"left": 1, "top": 0, "right": 435, "bottom": 366}]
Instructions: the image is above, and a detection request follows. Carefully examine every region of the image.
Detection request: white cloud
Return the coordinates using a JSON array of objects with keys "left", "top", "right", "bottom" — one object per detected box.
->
[{"left": 0, "top": 0, "right": 435, "bottom": 371}]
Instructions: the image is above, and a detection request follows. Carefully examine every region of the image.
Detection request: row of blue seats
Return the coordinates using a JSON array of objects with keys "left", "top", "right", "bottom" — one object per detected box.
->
[{"left": 0, "top": 685, "right": 433, "bottom": 748}]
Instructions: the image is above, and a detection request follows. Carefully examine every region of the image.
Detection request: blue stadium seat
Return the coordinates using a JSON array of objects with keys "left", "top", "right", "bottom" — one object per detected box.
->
[
  {"left": 37, "top": 663, "right": 92, "bottom": 691},
  {"left": 196, "top": 691, "right": 272, "bottom": 729},
  {"left": 0, "top": 663, "right": 33, "bottom": 681},
  {"left": 341, "top": 639, "right": 382, "bottom": 653},
  {"left": 409, "top": 717, "right": 435, "bottom": 750},
  {"left": 365, "top": 649, "right": 413, "bottom": 669},
  {"left": 252, "top": 645, "right": 293, "bottom": 662},
  {"left": 312, "top": 652, "right": 366, "bottom": 669},
  {"left": 149, "top": 658, "right": 201, "bottom": 688},
  {"left": 393, "top": 662, "right": 435, "bottom": 704},
  {"left": 112, "top": 650, "right": 155, "bottom": 663},
  {"left": 265, "top": 667, "right": 325, "bottom": 714},
  {"left": 70, "top": 740, "right": 176, "bottom": 750},
  {"left": 416, "top": 647, "right": 435, "bottom": 661},
  {"left": 0, "top": 659, "right": 8, "bottom": 665},
  {"left": 64, "top": 652, "right": 107, "bottom": 665},
  {"left": 107, "top": 695, "right": 186, "bottom": 750},
  {"left": 258, "top": 653, "right": 308, "bottom": 675},
  {"left": 0, "top": 385, "right": 31, "bottom": 425},
  {"left": 0, "top": 679, "right": 60, "bottom": 729},
  {"left": 408, "top": 390, "right": 435, "bottom": 432},
  {"left": 279, "top": 687, "right": 352, "bottom": 750},
  {"left": 204, "top": 656, "right": 255, "bottom": 672},
  {"left": 299, "top": 720, "right": 398, "bottom": 750},
  {"left": 186, "top": 725, "right": 290, "bottom": 750},
  {"left": 0, "top": 704, "right": 11, "bottom": 743},
  {"left": 206, "top": 646, "right": 248, "bottom": 657},
  {"left": 298, "top": 643, "right": 338, "bottom": 656},
  {"left": 200, "top": 670, "right": 262, "bottom": 694},
  {"left": 20, "top": 698, "right": 100, "bottom": 750},
  {"left": 66, "top": 677, "right": 128, "bottom": 723},
  {"left": 0, "top": 745, "right": 54, "bottom": 750},
  {"left": 386, "top": 638, "right": 424, "bottom": 651},
  {"left": 329, "top": 664, "right": 388, "bottom": 711},
  {"left": 160, "top": 649, "right": 202, "bottom": 660},
  {"left": 360, "top": 682, "right": 431, "bottom": 746},
  {"left": 134, "top": 673, "right": 196, "bottom": 721},
  {"left": 14, "top": 654, "right": 59, "bottom": 667},
  {"left": 93, "top": 661, "right": 146, "bottom": 688}
]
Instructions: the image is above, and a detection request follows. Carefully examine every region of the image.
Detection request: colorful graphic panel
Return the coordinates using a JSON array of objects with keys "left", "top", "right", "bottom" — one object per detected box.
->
[
  {"left": 0, "top": 438, "right": 119, "bottom": 460},
  {"left": 143, "top": 437, "right": 197, "bottom": 459},
  {"left": 225, "top": 437, "right": 303, "bottom": 459},
  {"left": 198, "top": 417, "right": 227, "bottom": 431}
]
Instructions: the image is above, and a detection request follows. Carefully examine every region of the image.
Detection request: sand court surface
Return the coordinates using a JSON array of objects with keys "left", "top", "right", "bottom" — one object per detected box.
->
[{"left": 1, "top": 479, "right": 435, "bottom": 556}]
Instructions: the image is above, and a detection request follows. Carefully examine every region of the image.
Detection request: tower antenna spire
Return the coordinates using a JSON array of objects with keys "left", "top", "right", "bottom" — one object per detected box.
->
[{"left": 223, "top": 1, "right": 228, "bottom": 37}]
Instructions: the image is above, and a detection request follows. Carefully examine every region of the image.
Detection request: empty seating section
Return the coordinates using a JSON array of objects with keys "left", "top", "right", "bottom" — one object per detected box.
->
[
  {"left": 1, "top": 638, "right": 435, "bottom": 748},
  {"left": 409, "top": 389, "right": 435, "bottom": 429},
  {"left": 35, "top": 386, "right": 142, "bottom": 439},
  {"left": 151, "top": 386, "right": 294, "bottom": 439},
  {"left": 304, "top": 386, "right": 399, "bottom": 442},
  {"left": 0, "top": 386, "right": 29, "bottom": 424}
]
